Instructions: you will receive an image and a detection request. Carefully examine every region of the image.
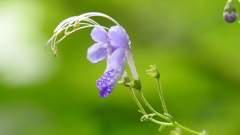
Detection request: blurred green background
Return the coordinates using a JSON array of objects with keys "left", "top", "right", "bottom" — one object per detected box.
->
[{"left": 0, "top": 0, "right": 240, "bottom": 134}]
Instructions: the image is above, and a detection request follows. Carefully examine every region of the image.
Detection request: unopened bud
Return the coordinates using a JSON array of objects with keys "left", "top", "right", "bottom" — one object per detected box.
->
[
  {"left": 223, "top": 0, "right": 238, "bottom": 23},
  {"left": 223, "top": 11, "right": 238, "bottom": 23},
  {"left": 146, "top": 65, "right": 160, "bottom": 79}
]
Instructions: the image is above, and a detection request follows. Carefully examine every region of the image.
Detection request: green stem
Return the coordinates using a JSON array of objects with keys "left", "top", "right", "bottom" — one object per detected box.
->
[
  {"left": 156, "top": 78, "right": 169, "bottom": 114},
  {"left": 129, "top": 87, "right": 146, "bottom": 114},
  {"left": 138, "top": 89, "right": 204, "bottom": 135},
  {"left": 129, "top": 87, "right": 173, "bottom": 126},
  {"left": 129, "top": 79, "right": 206, "bottom": 135},
  {"left": 149, "top": 118, "right": 173, "bottom": 126},
  {"left": 138, "top": 90, "right": 170, "bottom": 121},
  {"left": 175, "top": 123, "right": 204, "bottom": 135}
]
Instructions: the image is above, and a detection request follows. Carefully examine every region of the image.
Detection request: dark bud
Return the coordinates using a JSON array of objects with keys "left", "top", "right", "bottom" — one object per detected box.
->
[
  {"left": 223, "top": 11, "right": 238, "bottom": 23},
  {"left": 223, "top": 0, "right": 238, "bottom": 23}
]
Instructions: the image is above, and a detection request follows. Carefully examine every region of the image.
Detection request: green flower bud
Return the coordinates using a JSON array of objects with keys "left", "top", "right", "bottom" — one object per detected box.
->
[{"left": 146, "top": 65, "right": 160, "bottom": 79}]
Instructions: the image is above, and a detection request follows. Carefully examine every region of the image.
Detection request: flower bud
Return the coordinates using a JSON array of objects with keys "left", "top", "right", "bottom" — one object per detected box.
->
[
  {"left": 223, "top": 11, "right": 238, "bottom": 23},
  {"left": 223, "top": 0, "right": 238, "bottom": 23},
  {"left": 146, "top": 65, "right": 160, "bottom": 79}
]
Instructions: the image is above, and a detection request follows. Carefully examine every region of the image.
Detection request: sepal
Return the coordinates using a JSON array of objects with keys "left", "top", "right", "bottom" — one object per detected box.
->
[
  {"left": 127, "top": 79, "right": 141, "bottom": 90},
  {"left": 118, "top": 75, "right": 131, "bottom": 87}
]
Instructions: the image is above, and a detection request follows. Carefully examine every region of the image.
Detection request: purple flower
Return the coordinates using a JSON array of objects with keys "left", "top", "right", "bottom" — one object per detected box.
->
[
  {"left": 47, "top": 12, "right": 141, "bottom": 97},
  {"left": 87, "top": 25, "right": 130, "bottom": 97}
]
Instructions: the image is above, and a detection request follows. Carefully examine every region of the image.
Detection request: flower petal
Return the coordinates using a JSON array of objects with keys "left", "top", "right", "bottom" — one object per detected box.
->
[
  {"left": 96, "top": 48, "right": 127, "bottom": 97},
  {"left": 91, "top": 27, "right": 108, "bottom": 43},
  {"left": 107, "top": 48, "right": 126, "bottom": 70},
  {"left": 108, "top": 25, "right": 130, "bottom": 49},
  {"left": 96, "top": 69, "right": 115, "bottom": 97},
  {"left": 87, "top": 43, "right": 107, "bottom": 63}
]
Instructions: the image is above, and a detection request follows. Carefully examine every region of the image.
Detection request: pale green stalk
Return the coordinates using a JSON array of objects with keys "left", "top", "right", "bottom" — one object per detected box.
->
[{"left": 156, "top": 78, "right": 169, "bottom": 114}]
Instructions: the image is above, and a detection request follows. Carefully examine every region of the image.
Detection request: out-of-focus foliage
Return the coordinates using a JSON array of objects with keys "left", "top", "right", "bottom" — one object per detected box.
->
[{"left": 0, "top": 0, "right": 240, "bottom": 134}]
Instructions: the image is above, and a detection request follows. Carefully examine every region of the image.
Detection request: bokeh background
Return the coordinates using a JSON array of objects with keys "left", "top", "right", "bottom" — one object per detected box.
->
[{"left": 0, "top": 0, "right": 240, "bottom": 134}]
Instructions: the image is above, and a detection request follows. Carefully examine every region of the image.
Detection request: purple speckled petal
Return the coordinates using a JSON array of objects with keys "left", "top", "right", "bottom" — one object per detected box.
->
[
  {"left": 96, "top": 48, "right": 127, "bottom": 97},
  {"left": 96, "top": 69, "right": 116, "bottom": 97},
  {"left": 91, "top": 27, "right": 108, "bottom": 43},
  {"left": 87, "top": 43, "right": 107, "bottom": 63},
  {"left": 108, "top": 25, "right": 130, "bottom": 49}
]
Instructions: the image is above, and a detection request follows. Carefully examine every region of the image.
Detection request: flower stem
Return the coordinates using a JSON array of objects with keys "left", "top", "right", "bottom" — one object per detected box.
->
[
  {"left": 156, "top": 78, "right": 169, "bottom": 114},
  {"left": 138, "top": 90, "right": 170, "bottom": 121},
  {"left": 149, "top": 118, "right": 172, "bottom": 126},
  {"left": 129, "top": 88, "right": 173, "bottom": 126},
  {"left": 175, "top": 123, "right": 205, "bottom": 135},
  {"left": 130, "top": 88, "right": 206, "bottom": 135},
  {"left": 129, "top": 87, "right": 146, "bottom": 114}
]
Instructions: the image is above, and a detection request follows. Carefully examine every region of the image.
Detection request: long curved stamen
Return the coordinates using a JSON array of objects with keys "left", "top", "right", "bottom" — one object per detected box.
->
[
  {"left": 79, "top": 12, "right": 120, "bottom": 25},
  {"left": 46, "top": 12, "right": 121, "bottom": 56}
]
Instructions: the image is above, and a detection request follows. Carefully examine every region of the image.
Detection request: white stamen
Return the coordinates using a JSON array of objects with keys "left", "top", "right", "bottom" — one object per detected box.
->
[{"left": 46, "top": 12, "right": 120, "bottom": 56}]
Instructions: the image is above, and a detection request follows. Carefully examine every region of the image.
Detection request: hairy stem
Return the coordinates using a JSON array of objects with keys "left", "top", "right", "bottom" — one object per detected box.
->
[
  {"left": 129, "top": 87, "right": 146, "bottom": 114},
  {"left": 138, "top": 90, "right": 170, "bottom": 121},
  {"left": 156, "top": 78, "right": 169, "bottom": 114}
]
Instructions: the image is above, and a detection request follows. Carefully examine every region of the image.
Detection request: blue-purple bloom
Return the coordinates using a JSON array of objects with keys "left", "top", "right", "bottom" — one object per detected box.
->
[
  {"left": 223, "top": 11, "right": 238, "bottom": 23},
  {"left": 47, "top": 12, "right": 140, "bottom": 97},
  {"left": 87, "top": 26, "right": 129, "bottom": 97},
  {"left": 223, "top": 0, "right": 238, "bottom": 23}
]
